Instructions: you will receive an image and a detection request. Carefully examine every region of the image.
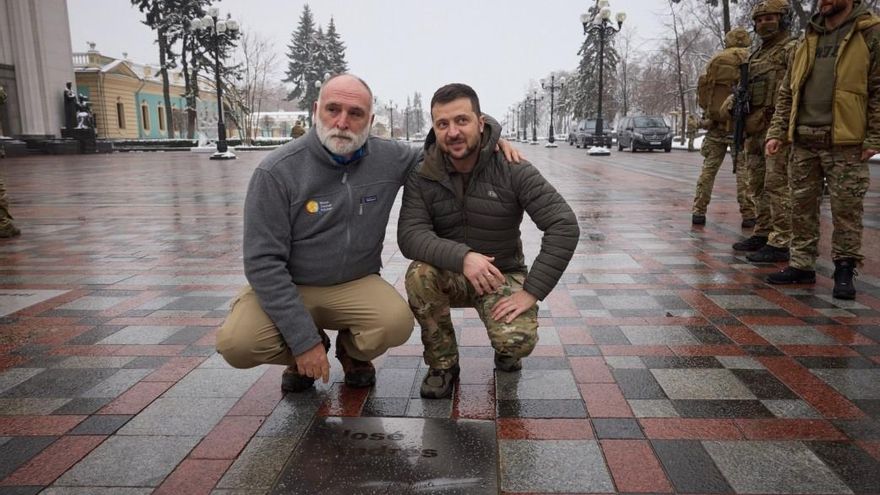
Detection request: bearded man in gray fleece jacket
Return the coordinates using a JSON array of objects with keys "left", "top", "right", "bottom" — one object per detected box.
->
[
  {"left": 216, "top": 74, "right": 521, "bottom": 393},
  {"left": 399, "top": 83, "right": 579, "bottom": 399}
]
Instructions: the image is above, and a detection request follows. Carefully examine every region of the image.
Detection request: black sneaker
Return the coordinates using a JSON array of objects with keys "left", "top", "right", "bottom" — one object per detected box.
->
[
  {"left": 336, "top": 333, "right": 376, "bottom": 388},
  {"left": 692, "top": 214, "right": 706, "bottom": 225},
  {"left": 281, "top": 329, "right": 331, "bottom": 393},
  {"left": 832, "top": 258, "right": 857, "bottom": 300},
  {"left": 766, "top": 266, "right": 816, "bottom": 285},
  {"left": 420, "top": 364, "right": 460, "bottom": 399},
  {"left": 733, "top": 235, "right": 768, "bottom": 252},
  {"left": 494, "top": 353, "right": 523, "bottom": 372},
  {"left": 741, "top": 218, "right": 757, "bottom": 228},
  {"left": 746, "top": 245, "right": 790, "bottom": 263}
]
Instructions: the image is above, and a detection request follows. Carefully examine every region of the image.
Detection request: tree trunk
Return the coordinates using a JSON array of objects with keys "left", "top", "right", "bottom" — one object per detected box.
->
[
  {"left": 722, "top": 0, "right": 731, "bottom": 34},
  {"left": 157, "top": 24, "right": 175, "bottom": 139},
  {"left": 181, "top": 35, "right": 195, "bottom": 140}
]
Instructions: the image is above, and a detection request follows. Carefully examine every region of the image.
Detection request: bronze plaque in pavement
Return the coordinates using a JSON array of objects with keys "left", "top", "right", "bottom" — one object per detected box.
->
[{"left": 271, "top": 416, "right": 497, "bottom": 494}]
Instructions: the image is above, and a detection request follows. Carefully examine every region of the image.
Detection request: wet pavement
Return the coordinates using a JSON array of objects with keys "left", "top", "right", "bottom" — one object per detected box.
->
[{"left": 0, "top": 143, "right": 878, "bottom": 494}]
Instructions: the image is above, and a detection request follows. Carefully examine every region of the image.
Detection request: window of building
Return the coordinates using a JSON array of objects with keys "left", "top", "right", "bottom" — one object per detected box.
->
[
  {"left": 116, "top": 101, "right": 126, "bottom": 129},
  {"left": 158, "top": 106, "right": 166, "bottom": 131},
  {"left": 141, "top": 102, "right": 150, "bottom": 131}
]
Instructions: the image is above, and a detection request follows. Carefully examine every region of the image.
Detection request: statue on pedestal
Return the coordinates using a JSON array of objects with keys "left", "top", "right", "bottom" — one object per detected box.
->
[
  {"left": 75, "top": 94, "right": 95, "bottom": 130},
  {"left": 63, "top": 81, "right": 77, "bottom": 130},
  {"left": 0, "top": 83, "right": 6, "bottom": 137}
]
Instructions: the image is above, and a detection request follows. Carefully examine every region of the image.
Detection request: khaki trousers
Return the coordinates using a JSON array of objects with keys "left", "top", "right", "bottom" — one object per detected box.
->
[{"left": 216, "top": 274, "right": 414, "bottom": 368}]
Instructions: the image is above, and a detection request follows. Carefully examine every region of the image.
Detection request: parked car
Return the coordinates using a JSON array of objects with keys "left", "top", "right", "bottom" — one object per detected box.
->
[
  {"left": 568, "top": 119, "right": 613, "bottom": 148},
  {"left": 616, "top": 116, "right": 673, "bottom": 152}
]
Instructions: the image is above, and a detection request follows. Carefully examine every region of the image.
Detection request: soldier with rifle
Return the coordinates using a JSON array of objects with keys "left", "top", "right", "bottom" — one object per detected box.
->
[{"left": 728, "top": 0, "right": 797, "bottom": 262}]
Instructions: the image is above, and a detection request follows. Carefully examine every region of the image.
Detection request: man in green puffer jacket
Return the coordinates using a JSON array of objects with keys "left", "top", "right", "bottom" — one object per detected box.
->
[
  {"left": 765, "top": 0, "right": 880, "bottom": 299},
  {"left": 398, "top": 83, "right": 579, "bottom": 399}
]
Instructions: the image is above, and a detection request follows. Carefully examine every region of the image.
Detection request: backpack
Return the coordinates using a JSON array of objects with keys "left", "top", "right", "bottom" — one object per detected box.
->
[{"left": 697, "top": 47, "right": 747, "bottom": 122}]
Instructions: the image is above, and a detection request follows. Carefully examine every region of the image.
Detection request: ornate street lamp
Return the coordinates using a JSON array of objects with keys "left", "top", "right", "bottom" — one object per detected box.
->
[
  {"left": 519, "top": 101, "right": 528, "bottom": 142},
  {"left": 527, "top": 91, "right": 541, "bottom": 145},
  {"left": 192, "top": 7, "right": 239, "bottom": 160},
  {"left": 387, "top": 102, "right": 395, "bottom": 140},
  {"left": 581, "top": 0, "right": 625, "bottom": 156},
  {"left": 541, "top": 75, "right": 564, "bottom": 148}
]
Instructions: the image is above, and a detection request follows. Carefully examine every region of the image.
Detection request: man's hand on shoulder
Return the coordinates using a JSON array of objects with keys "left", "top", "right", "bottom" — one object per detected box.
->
[
  {"left": 491, "top": 290, "right": 538, "bottom": 324},
  {"left": 496, "top": 138, "right": 523, "bottom": 163},
  {"left": 862, "top": 148, "right": 878, "bottom": 161},
  {"left": 295, "top": 342, "right": 330, "bottom": 383},
  {"left": 463, "top": 252, "right": 505, "bottom": 295}
]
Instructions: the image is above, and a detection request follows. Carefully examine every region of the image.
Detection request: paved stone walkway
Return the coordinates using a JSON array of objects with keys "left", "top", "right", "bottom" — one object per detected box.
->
[{"left": 0, "top": 144, "right": 878, "bottom": 494}]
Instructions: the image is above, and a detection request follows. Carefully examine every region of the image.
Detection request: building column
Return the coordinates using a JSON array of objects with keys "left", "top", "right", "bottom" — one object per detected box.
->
[{"left": 7, "top": 0, "right": 75, "bottom": 137}]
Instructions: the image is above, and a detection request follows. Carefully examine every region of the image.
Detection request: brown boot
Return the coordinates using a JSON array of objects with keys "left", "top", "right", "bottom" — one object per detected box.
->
[
  {"left": 281, "top": 329, "right": 330, "bottom": 393},
  {"left": 335, "top": 332, "right": 376, "bottom": 388}
]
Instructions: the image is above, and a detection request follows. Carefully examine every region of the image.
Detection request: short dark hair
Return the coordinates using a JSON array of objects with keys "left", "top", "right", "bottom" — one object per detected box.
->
[{"left": 430, "top": 83, "right": 481, "bottom": 119}]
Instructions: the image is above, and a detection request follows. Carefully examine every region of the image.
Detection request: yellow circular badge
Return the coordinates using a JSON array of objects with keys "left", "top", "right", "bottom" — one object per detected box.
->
[{"left": 305, "top": 200, "right": 319, "bottom": 214}]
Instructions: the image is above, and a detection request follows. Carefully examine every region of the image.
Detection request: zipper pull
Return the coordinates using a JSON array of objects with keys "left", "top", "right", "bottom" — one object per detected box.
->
[{"left": 341, "top": 172, "right": 348, "bottom": 184}]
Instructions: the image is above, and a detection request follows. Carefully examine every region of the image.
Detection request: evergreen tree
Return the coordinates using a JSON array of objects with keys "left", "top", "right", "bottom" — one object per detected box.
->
[
  {"left": 283, "top": 5, "right": 321, "bottom": 119},
  {"left": 325, "top": 17, "right": 348, "bottom": 74},
  {"left": 164, "top": 0, "right": 210, "bottom": 138},
  {"left": 411, "top": 91, "right": 426, "bottom": 134},
  {"left": 131, "top": 0, "right": 180, "bottom": 137},
  {"left": 573, "top": 27, "right": 619, "bottom": 120}
]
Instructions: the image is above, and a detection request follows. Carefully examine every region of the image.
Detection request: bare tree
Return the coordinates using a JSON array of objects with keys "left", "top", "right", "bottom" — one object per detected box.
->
[
  {"left": 232, "top": 30, "right": 278, "bottom": 144},
  {"left": 615, "top": 25, "right": 638, "bottom": 118}
]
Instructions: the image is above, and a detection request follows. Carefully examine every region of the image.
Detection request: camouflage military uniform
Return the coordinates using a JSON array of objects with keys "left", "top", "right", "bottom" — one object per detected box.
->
[
  {"left": 765, "top": 0, "right": 880, "bottom": 298},
  {"left": 0, "top": 175, "right": 19, "bottom": 238},
  {"left": 406, "top": 262, "right": 537, "bottom": 369},
  {"left": 693, "top": 127, "right": 753, "bottom": 219},
  {"left": 686, "top": 114, "right": 699, "bottom": 151},
  {"left": 734, "top": 10, "right": 796, "bottom": 257}
]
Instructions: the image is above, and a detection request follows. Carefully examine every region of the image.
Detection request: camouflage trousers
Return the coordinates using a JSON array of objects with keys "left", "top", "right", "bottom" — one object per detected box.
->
[
  {"left": 745, "top": 133, "right": 791, "bottom": 247},
  {"left": 788, "top": 144, "right": 869, "bottom": 270},
  {"left": 0, "top": 175, "right": 14, "bottom": 232},
  {"left": 404, "top": 261, "right": 538, "bottom": 370},
  {"left": 692, "top": 129, "right": 754, "bottom": 219}
]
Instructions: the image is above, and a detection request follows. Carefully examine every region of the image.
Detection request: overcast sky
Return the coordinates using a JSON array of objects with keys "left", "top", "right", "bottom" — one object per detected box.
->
[{"left": 68, "top": 0, "right": 682, "bottom": 119}]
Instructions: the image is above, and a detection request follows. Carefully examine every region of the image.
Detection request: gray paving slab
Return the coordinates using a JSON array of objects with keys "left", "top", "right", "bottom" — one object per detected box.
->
[
  {"left": 619, "top": 325, "right": 700, "bottom": 345},
  {"left": 405, "top": 398, "right": 453, "bottom": 418},
  {"left": 57, "top": 296, "right": 127, "bottom": 310},
  {"left": 628, "top": 399, "right": 681, "bottom": 417},
  {"left": 217, "top": 436, "right": 299, "bottom": 490},
  {"left": 162, "top": 367, "right": 266, "bottom": 398},
  {"left": 499, "top": 439, "right": 614, "bottom": 493},
  {"left": 811, "top": 369, "right": 880, "bottom": 400},
  {"left": 42, "top": 488, "right": 153, "bottom": 495},
  {"left": 495, "top": 369, "right": 580, "bottom": 400},
  {"left": 117, "top": 397, "right": 236, "bottom": 436},
  {"left": 0, "top": 368, "right": 44, "bottom": 394},
  {"left": 54, "top": 435, "right": 200, "bottom": 487},
  {"left": 750, "top": 325, "right": 839, "bottom": 345},
  {"left": 255, "top": 397, "right": 322, "bottom": 437},
  {"left": 81, "top": 368, "right": 152, "bottom": 398},
  {"left": 96, "top": 325, "right": 186, "bottom": 345},
  {"left": 0, "top": 398, "right": 70, "bottom": 415},
  {"left": 762, "top": 400, "right": 823, "bottom": 419},
  {"left": 0, "top": 436, "right": 57, "bottom": 479},
  {"left": 703, "top": 440, "right": 853, "bottom": 494},
  {"left": 54, "top": 356, "right": 136, "bottom": 368},
  {"left": 651, "top": 368, "right": 756, "bottom": 400},
  {"left": 1, "top": 368, "right": 119, "bottom": 398},
  {"left": 371, "top": 368, "right": 418, "bottom": 398},
  {"left": 706, "top": 294, "right": 780, "bottom": 309}
]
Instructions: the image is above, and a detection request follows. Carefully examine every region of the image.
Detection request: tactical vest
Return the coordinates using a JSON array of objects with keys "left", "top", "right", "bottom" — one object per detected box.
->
[
  {"left": 745, "top": 34, "right": 795, "bottom": 134},
  {"left": 698, "top": 46, "right": 749, "bottom": 123}
]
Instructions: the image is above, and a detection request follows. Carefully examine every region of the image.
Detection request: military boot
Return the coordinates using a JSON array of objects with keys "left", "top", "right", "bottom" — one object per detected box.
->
[
  {"left": 741, "top": 218, "right": 756, "bottom": 228},
  {"left": 336, "top": 332, "right": 376, "bottom": 388},
  {"left": 733, "top": 235, "right": 767, "bottom": 251},
  {"left": 494, "top": 352, "right": 523, "bottom": 372},
  {"left": 832, "top": 258, "right": 857, "bottom": 300},
  {"left": 420, "top": 364, "right": 460, "bottom": 399},
  {"left": 746, "top": 245, "right": 789, "bottom": 263},
  {"left": 692, "top": 214, "right": 706, "bottom": 225},
  {"left": 766, "top": 266, "right": 816, "bottom": 285},
  {"left": 281, "top": 329, "right": 331, "bottom": 393}
]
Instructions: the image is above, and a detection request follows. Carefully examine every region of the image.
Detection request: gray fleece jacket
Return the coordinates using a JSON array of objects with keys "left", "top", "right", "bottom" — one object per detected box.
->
[{"left": 243, "top": 128, "right": 420, "bottom": 356}]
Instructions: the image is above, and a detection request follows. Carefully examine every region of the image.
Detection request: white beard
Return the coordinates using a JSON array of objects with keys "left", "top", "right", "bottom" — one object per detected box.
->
[{"left": 315, "top": 118, "right": 371, "bottom": 156}]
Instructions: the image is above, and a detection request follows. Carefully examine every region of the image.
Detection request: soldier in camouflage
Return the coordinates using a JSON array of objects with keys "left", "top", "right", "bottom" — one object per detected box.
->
[
  {"left": 765, "top": 0, "right": 880, "bottom": 299},
  {"left": 692, "top": 28, "right": 755, "bottom": 227},
  {"left": 686, "top": 113, "right": 699, "bottom": 151},
  {"left": 399, "top": 83, "right": 578, "bottom": 399},
  {"left": 0, "top": 84, "right": 20, "bottom": 238},
  {"left": 731, "top": 0, "right": 797, "bottom": 263}
]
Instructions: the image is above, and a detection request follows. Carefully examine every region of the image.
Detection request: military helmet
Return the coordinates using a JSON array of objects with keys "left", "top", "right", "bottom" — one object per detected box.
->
[
  {"left": 751, "top": 0, "right": 789, "bottom": 20},
  {"left": 724, "top": 27, "right": 751, "bottom": 48}
]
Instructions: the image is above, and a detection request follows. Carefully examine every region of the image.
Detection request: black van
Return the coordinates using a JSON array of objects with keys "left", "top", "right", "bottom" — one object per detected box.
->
[
  {"left": 568, "top": 119, "right": 612, "bottom": 148},
  {"left": 617, "top": 116, "right": 673, "bottom": 152}
]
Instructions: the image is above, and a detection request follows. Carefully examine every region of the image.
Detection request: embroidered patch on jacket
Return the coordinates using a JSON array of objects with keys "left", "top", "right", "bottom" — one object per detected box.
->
[
  {"left": 362, "top": 195, "right": 378, "bottom": 204},
  {"left": 305, "top": 200, "right": 333, "bottom": 214},
  {"left": 487, "top": 190, "right": 499, "bottom": 199}
]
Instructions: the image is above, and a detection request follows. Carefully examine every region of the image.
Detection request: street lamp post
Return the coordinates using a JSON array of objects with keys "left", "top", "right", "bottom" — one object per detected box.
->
[
  {"left": 541, "top": 75, "right": 564, "bottom": 148},
  {"left": 387, "top": 102, "right": 395, "bottom": 140},
  {"left": 405, "top": 104, "right": 410, "bottom": 141},
  {"left": 581, "top": 0, "right": 625, "bottom": 156},
  {"left": 192, "top": 7, "right": 239, "bottom": 160},
  {"left": 527, "top": 91, "right": 540, "bottom": 145},
  {"left": 520, "top": 101, "right": 527, "bottom": 142}
]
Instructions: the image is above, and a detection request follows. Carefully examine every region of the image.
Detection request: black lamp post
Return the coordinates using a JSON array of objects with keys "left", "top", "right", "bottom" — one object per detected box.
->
[
  {"left": 527, "top": 91, "right": 540, "bottom": 145},
  {"left": 193, "top": 7, "right": 239, "bottom": 160},
  {"left": 541, "top": 75, "right": 564, "bottom": 148},
  {"left": 581, "top": 0, "right": 625, "bottom": 155},
  {"left": 405, "top": 103, "right": 410, "bottom": 141},
  {"left": 519, "top": 101, "right": 527, "bottom": 142},
  {"left": 387, "top": 102, "right": 395, "bottom": 139}
]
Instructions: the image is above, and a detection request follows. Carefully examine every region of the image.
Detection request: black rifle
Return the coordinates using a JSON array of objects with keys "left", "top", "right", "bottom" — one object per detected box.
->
[{"left": 730, "top": 62, "right": 750, "bottom": 174}]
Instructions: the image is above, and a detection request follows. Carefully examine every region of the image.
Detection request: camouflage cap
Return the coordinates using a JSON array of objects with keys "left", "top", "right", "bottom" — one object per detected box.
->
[
  {"left": 751, "top": 0, "right": 789, "bottom": 19},
  {"left": 724, "top": 27, "right": 751, "bottom": 48}
]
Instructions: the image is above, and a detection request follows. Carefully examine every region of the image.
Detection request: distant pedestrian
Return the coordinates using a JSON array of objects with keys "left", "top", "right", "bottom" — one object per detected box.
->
[
  {"left": 290, "top": 121, "right": 305, "bottom": 139},
  {"left": 686, "top": 113, "right": 699, "bottom": 152},
  {"left": 764, "top": 0, "right": 879, "bottom": 299}
]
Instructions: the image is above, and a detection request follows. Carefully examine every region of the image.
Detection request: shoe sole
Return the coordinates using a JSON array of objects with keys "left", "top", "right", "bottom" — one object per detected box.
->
[
  {"left": 344, "top": 373, "right": 376, "bottom": 388},
  {"left": 746, "top": 255, "right": 790, "bottom": 263},
  {"left": 766, "top": 277, "right": 816, "bottom": 285},
  {"left": 832, "top": 291, "right": 856, "bottom": 300},
  {"left": 420, "top": 367, "right": 460, "bottom": 399}
]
